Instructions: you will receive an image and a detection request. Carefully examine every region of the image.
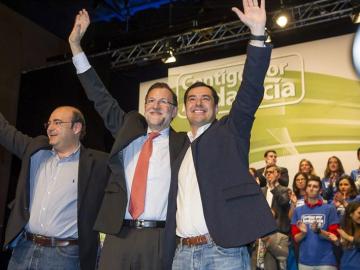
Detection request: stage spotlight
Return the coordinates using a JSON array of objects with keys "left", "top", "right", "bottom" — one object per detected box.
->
[
  {"left": 162, "top": 49, "right": 176, "bottom": 64},
  {"left": 275, "top": 13, "right": 289, "bottom": 28},
  {"left": 352, "top": 12, "right": 360, "bottom": 24}
]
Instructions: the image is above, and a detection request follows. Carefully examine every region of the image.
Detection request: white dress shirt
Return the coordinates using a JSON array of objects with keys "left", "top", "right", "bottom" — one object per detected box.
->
[
  {"left": 176, "top": 123, "right": 211, "bottom": 237},
  {"left": 123, "top": 128, "right": 171, "bottom": 221}
]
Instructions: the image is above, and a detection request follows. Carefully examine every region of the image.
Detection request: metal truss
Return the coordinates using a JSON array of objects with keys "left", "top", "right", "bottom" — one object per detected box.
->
[
  {"left": 106, "top": 0, "right": 355, "bottom": 69},
  {"left": 23, "top": 0, "right": 356, "bottom": 73}
]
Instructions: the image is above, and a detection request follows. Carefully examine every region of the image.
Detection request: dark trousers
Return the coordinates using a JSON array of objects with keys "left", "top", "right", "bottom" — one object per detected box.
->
[{"left": 98, "top": 227, "right": 164, "bottom": 270}]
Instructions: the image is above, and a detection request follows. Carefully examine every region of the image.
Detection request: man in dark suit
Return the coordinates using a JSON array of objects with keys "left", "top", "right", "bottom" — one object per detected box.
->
[
  {"left": 69, "top": 10, "right": 187, "bottom": 270},
  {"left": 1, "top": 106, "right": 109, "bottom": 270},
  {"left": 164, "top": 1, "right": 277, "bottom": 269},
  {"left": 261, "top": 165, "right": 291, "bottom": 234},
  {"left": 256, "top": 150, "right": 289, "bottom": 187}
]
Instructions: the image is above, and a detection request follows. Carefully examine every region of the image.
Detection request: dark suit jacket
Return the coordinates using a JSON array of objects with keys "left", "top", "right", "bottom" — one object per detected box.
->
[
  {"left": 257, "top": 167, "right": 289, "bottom": 187},
  {"left": 77, "top": 68, "right": 187, "bottom": 235},
  {"left": 261, "top": 185, "right": 291, "bottom": 234},
  {"left": 163, "top": 45, "right": 277, "bottom": 269},
  {"left": 0, "top": 113, "right": 110, "bottom": 270}
]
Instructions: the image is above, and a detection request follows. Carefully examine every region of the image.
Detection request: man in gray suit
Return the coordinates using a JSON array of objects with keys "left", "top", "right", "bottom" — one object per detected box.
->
[
  {"left": 2, "top": 106, "right": 109, "bottom": 270},
  {"left": 69, "top": 10, "right": 187, "bottom": 270}
]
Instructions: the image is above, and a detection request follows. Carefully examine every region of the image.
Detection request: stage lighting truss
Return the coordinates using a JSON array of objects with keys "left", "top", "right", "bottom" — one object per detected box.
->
[
  {"left": 107, "top": 0, "right": 354, "bottom": 69},
  {"left": 24, "top": 0, "right": 356, "bottom": 72}
]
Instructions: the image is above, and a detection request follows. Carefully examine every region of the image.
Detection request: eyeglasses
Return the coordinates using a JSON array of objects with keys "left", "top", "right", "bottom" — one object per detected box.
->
[
  {"left": 44, "top": 120, "right": 72, "bottom": 129},
  {"left": 145, "top": 98, "right": 175, "bottom": 107},
  {"left": 265, "top": 170, "right": 276, "bottom": 175}
]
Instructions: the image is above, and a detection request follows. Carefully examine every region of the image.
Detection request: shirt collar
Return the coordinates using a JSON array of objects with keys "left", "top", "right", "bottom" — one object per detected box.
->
[
  {"left": 304, "top": 198, "right": 323, "bottom": 208},
  {"left": 52, "top": 144, "right": 81, "bottom": 160},
  {"left": 147, "top": 127, "right": 170, "bottom": 138},
  {"left": 187, "top": 123, "right": 211, "bottom": 142}
]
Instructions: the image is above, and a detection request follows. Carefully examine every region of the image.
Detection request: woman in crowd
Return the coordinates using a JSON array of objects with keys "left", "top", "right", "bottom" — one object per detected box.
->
[
  {"left": 289, "top": 172, "right": 308, "bottom": 219},
  {"left": 298, "top": 159, "right": 316, "bottom": 176},
  {"left": 322, "top": 156, "right": 345, "bottom": 203},
  {"left": 333, "top": 175, "right": 360, "bottom": 217},
  {"left": 337, "top": 201, "right": 360, "bottom": 270}
]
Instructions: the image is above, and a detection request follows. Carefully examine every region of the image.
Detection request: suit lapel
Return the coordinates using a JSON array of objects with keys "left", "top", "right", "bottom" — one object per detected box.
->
[
  {"left": 78, "top": 146, "right": 94, "bottom": 210},
  {"left": 169, "top": 128, "right": 188, "bottom": 164}
]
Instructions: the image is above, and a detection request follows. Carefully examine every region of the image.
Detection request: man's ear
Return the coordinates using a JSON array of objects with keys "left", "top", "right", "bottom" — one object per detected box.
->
[
  {"left": 171, "top": 106, "right": 178, "bottom": 119},
  {"left": 72, "top": 122, "right": 82, "bottom": 136}
]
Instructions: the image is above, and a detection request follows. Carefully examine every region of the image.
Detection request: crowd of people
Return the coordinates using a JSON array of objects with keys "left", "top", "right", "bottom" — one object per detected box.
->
[{"left": 249, "top": 148, "right": 360, "bottom": 270}]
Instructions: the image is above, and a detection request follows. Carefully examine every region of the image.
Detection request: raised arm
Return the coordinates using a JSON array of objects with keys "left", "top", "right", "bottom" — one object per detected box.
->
[
  {"left": 228, "top": 0, "right": 271, "bottom": 138},
  {"left": 69, "top": 9, "right": 125, "bottom": 137},
  {"left": 0, "top": 112, "right": 33, "bottom": 159}
]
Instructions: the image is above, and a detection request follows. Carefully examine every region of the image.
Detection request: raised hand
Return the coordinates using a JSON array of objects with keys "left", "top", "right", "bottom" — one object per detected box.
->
[
  {"left": 337, "top": 228, "right": 354, "bottom": 242},
  {"left": 289, "top": 191, "right": 297, "bottom": 205},
  {"left": 297, "top": 220, "right": 307, "bottom": 233},
  {"left": 69, "top": 9, "right": 90, "bottom": 55},
  {"left": 326, "top": 232, "right": 339, "bottom": 243},
  {"left": 232, "top": 0, "right": 266, "bottom": 35}
]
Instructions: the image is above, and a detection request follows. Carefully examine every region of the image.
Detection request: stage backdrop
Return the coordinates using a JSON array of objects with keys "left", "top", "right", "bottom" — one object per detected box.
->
[{"left": 139, "top": 34, "right": 360, "bottom": 184}]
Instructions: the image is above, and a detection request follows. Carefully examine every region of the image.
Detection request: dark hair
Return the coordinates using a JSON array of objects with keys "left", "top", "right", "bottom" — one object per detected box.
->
[
  {"left": 357, "top": 147, "right": 360, "bottom": 158},
  {"left": 324, "top": 156, "right": 345, "bottom": 178},
  {"left": 264, "top": 150, "right": 277, "bottom": 158},
  {"left": 298, "top": 158, "right": 316, "bottom": 176},
  {"left": 265, "top": 164, "right": 281, "bottom": 173},
  {"left": 292, "top": 172, "right": 308, "bottom": 198},
  {"left": 306, "top": 175, "right": 322, "bottom": 190},
  {"left": 71, "top": 109, "right": 86, "bottom": 140},
  {"left": 342, "top": 201, "right": 360, "bottom": 248},
  {"left": 336, "top": 175, "right": 358, "bottom": 199},
  {"left": 145, "top": 82, "right": 178, "bottom": 107},
  {"left": 183, "top": 81, "right": 219, "bottom": 105}
]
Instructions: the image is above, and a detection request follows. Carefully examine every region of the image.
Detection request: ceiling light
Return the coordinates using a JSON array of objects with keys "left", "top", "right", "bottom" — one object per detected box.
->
[
  {"left": 276, "top": 13, "right": 289, "bottom": 28},
  {"left": 162, "top": 49, "right": 176, "bottom": 64},
  {"left": 352, "top": 12, "right": 360, "bottom": 24}
]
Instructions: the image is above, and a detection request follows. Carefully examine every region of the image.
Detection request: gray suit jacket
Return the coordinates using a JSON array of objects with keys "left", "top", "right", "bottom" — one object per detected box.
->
[{"left": 0, "top": 112, "right": 110, "bottom": 270}]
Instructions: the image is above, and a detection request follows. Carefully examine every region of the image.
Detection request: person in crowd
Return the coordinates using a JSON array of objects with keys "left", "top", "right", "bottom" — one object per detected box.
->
[
  {"left": 322, "top": 156, "right": 345, "bottom": 203},
  {"left": 291, "top": 175, "right": 339, "bottom": 270},
  {"left": 69, "top": 10, "right": 187, "bottom": 270},
  {"left": 163, "top": 1, "right": 277, "bottom": 269},
  {"left": 288, "top": 172, "right": 308, "bottom": 219},
  {"left": 251, "top": 208, "right": 289, "bottom": 270},
  {"left": 262, "top": 164, "right": 291, "bottom": 234},
  {"left": 257, "top": 150, "right": 289, "bottom": 187},
  {"left": 1, "top": 107, "right": 110, "bottom": 270},
  {"left": 350, "top": 147, "right": 360, "bottom": 190},
  {"left": 333, "top": 175, "right": 360, "bottom": 217},
  {"left": 337, "top": 201, "right": 360, "bottom": 270},
  {"left": 298, "top": 159, "right": 317, "bottom": 176}
]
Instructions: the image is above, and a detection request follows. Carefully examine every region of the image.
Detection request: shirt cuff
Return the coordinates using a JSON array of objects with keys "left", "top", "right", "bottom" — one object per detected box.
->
[{"left": 72, "top": 52, "right": 91, "bottom": 74}]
